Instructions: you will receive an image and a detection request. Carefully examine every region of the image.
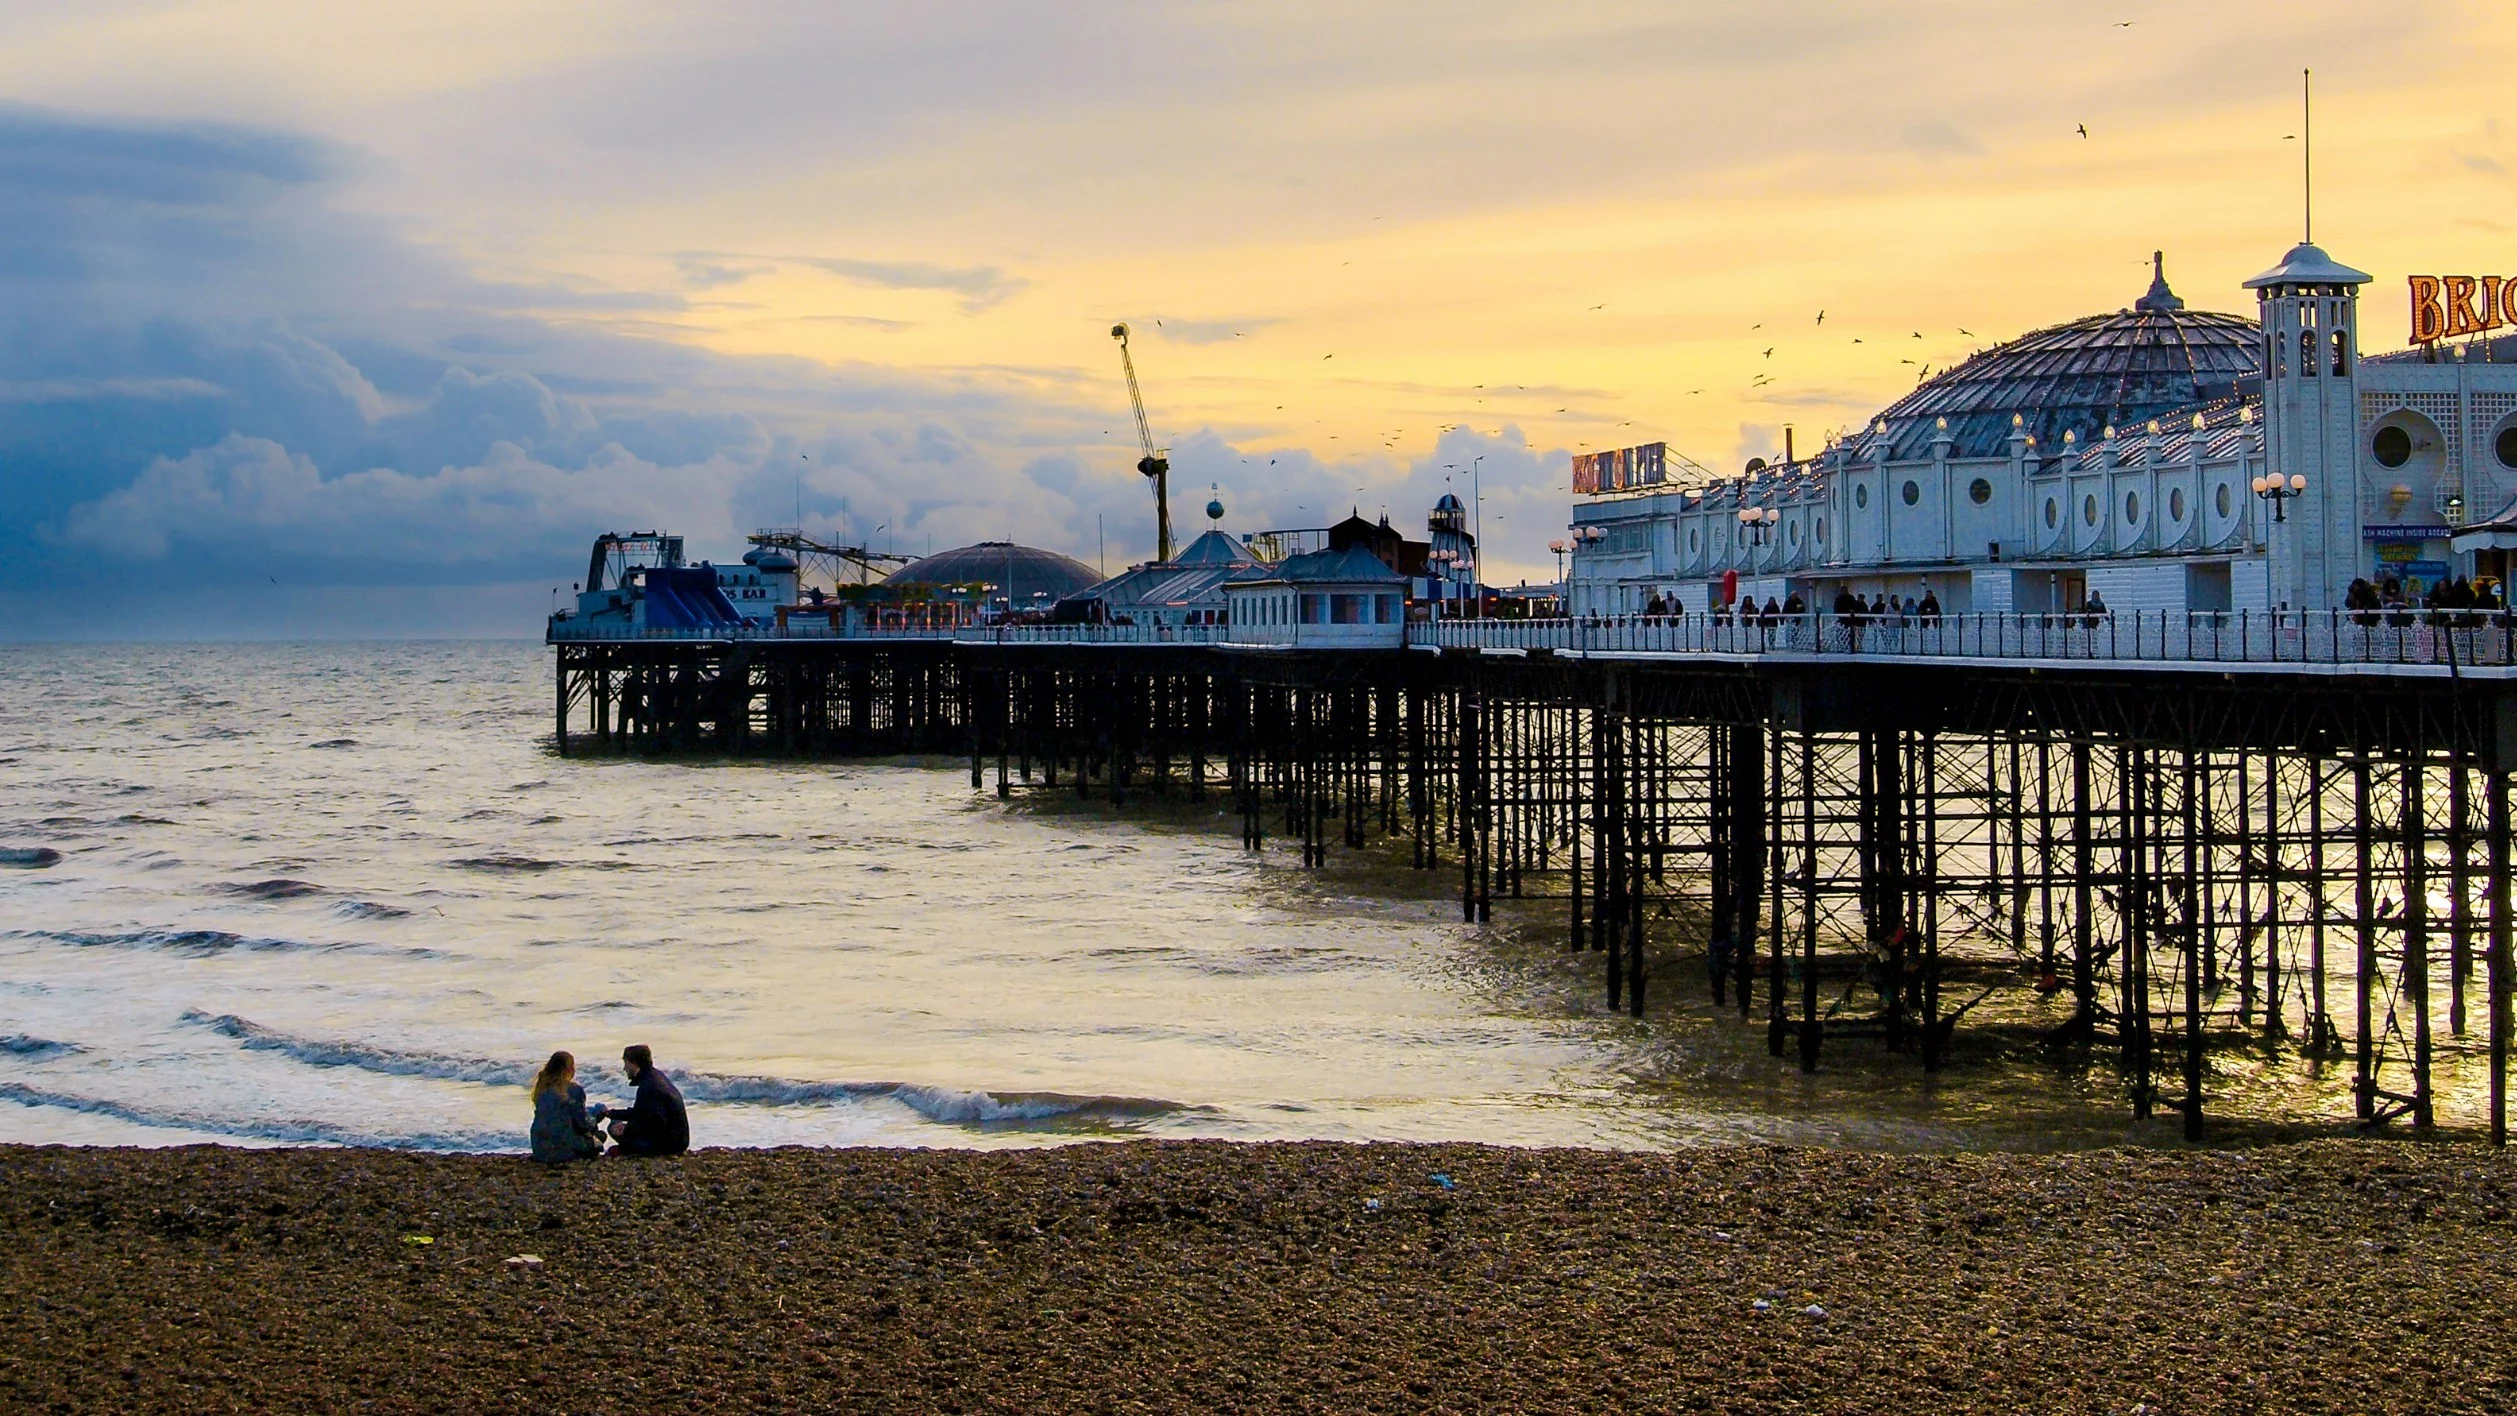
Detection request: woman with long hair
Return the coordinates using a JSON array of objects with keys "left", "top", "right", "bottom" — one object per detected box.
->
[{"left": 528, "top": 1050, "right": 603, "bottom": 1163}]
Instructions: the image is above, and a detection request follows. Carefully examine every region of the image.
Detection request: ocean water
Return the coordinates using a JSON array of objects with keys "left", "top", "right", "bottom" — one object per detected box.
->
[{"left": 0, "top": 642, "right": 2396, "bottom": 1153}]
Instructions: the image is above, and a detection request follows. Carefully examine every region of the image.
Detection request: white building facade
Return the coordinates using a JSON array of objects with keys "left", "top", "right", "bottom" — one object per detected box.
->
[{"left": 1567, "top": 247, "right": 2517, "bottom": 616}]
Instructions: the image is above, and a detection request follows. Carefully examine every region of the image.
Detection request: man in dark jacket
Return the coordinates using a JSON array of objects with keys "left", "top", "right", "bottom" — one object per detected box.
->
[{"left": 607, "top": 1044, "right": 690, "bottom": 1157}]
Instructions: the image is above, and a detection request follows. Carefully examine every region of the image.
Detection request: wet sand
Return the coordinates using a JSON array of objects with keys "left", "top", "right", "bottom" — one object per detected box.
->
[{"left": 1, "top": 1139, "right": 2511, "bottom": 1414}]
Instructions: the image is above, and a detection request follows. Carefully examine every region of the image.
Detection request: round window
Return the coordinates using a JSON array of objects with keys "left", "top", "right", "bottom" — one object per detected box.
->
[
  {"left": 2083, "top": 494, "right": 2099, "bottom": 527},
  {"left": 2498, "top": 425, "right": 2517, "bottom": 470},
  {"left": 2169, "top": 488, "right": 2185, "bottom": 521},
  {"left": 2125, "top": 491, "right": 2141, "bottom": 523},
  {"left": 1901, "top": 480, "right": 1921, "bottom": 506},
  {"left": 2373, "top": 424, "right": 2412, "bottom": 469},
  {"left": 1815, "top": 516, "right": 1827, "bottom": 544},
  {"left": 2044, "top": 498, "right": 2058, "bottom": 529},
  {"left": 1788, "top": 521, "right": 1801, "bottom": 546},
  {"left": 2216, "top": 483, "right": 2232, "bottom": 518},
  {"left": 1855, "top": 484, "right": 1870, "bottom": 509},
  {"left": 1968, "top": 477, "right": 1992, "bottom": 506},
  {"left": 1688, "top": 528, "right": 1700, "bottom": 553}
]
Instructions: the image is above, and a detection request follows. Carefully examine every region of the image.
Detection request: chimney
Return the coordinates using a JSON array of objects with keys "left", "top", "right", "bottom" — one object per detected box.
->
[{"left": 1783, "top": 425, "right": 1796, "bottom": 464}]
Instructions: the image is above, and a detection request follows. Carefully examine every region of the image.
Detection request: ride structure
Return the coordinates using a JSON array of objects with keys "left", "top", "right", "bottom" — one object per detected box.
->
[{"left": 1113, "top": 323, "right": 1173, "bottom": 564}]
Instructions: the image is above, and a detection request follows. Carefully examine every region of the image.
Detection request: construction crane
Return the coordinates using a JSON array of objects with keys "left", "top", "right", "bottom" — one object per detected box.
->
[
  {"left": 1111, "top": 323, "right": 1173, "bottom": 563},
  {"left": 744, "top": 529, "right": 916, "bottom": 588}
]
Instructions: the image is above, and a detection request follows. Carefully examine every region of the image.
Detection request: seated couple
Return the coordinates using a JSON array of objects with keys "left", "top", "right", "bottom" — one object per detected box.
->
[{"left": 528, "top": 1044, "right": 689, "bottom": 1163}]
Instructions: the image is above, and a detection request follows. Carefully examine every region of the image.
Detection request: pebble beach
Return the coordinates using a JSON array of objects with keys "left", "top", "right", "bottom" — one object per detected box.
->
[{"left": 3, "top": 1138, "right": 2511, "bottom": 1414}]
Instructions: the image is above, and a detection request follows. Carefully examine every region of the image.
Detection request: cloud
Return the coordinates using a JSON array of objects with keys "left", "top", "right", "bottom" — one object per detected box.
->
[
  {"left": 786, "top": 256, "right": 1030, "bottom": 311},
  {"left": 1155, "top": 318, "right": 1282, "bottom": 344}
]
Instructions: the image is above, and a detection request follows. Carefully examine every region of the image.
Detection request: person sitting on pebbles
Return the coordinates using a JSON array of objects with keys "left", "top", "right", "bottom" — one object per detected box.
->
[
  {"left": 603, "top": 1043, "right": 689, "bottom": 1157},
  {"left": 527, "top": 1050, "right": 604, "bottom": 1163}
]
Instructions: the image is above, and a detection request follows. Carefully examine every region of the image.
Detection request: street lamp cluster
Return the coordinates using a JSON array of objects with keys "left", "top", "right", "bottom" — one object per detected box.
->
[
  {"left": 2253, "top": 472, "right": 2307, "bottom": 521},
  {"left": 1737, "top": 505, "right": 1780, "bottom": 546}
]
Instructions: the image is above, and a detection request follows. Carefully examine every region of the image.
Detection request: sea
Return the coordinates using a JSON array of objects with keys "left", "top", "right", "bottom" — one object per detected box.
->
[{"left": 0, "top": 641, "right": 2381, "bottom": 1153}]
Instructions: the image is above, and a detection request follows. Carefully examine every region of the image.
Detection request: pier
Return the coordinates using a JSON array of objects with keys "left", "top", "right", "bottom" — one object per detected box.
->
[{"left": 552, "top": 609, "right": 2517, "bottom": 1143}]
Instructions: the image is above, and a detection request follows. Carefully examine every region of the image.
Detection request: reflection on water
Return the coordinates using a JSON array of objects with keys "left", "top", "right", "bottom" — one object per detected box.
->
[{"left": 0, "top": 642, "right": 2450, "bottom": 1153}]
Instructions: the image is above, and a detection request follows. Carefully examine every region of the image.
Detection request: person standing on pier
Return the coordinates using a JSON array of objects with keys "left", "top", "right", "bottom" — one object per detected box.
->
[{"left": 606, "top": 1044, "right": 690, "bottom": 1157}]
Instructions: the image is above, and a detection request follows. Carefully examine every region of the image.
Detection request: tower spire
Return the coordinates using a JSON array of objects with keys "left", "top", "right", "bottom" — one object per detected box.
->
[{"left": 2302, "top": 68, "right": 2313, "bottom": 244}]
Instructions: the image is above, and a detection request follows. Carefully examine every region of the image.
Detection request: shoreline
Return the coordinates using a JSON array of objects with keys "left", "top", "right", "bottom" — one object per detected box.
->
[{"left": 4, "top": 1137, "right": 2509, "bottom": 1413}]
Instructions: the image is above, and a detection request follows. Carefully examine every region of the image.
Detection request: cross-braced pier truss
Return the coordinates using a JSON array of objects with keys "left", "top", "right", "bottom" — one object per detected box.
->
[{"left": 552, "top": 638, "right": 2514, "bottom": 1142}]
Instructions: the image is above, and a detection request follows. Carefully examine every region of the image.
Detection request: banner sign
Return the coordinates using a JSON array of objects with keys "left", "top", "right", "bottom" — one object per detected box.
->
[
  {"left": 2408, "top": 276, "right": 2517, "bottom": 343},
  {"left": 2365, "top": 525, "right": 2450, "bottom": 542},
  {"left": 1572, "top": 442, "right": 1667, "bottom": 495}
]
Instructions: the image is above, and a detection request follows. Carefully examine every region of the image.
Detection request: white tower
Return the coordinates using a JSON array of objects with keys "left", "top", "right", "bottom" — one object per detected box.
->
[{"left": 2244, "top": 242, "right": 2371, "bottom": 609}]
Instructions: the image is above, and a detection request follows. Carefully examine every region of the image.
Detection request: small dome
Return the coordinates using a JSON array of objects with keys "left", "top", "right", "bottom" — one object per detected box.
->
[
  {"left": 1206, "top": 498, "right": 1225, "bottom": 521},
  {"left": 1434, "top": 492, "right": 1465, "bottom": 512},
  {"left": 744, "top": 548, "right": 797, "bottom": 572}
]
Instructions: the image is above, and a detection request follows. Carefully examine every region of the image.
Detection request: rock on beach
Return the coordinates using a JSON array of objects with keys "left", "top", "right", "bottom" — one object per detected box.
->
[{"left": 0, "top": 1139, "right": 2510, "bottom": 1414}]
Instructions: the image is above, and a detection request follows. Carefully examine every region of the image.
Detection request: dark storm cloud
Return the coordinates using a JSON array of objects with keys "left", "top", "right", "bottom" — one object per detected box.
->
[{"left": 0, "top": 107, "right": 1142, "bottom": 629}]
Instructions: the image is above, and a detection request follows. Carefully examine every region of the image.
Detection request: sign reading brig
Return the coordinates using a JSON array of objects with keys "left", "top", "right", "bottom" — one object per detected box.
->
[{"left": 2408, "top": 276, "right": 2517, "bottom": 343}]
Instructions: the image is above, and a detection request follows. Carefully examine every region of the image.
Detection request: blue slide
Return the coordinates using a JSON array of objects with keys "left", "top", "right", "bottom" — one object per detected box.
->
[{"left": 641, "top": 567, "right": 746, "bottom": 629}]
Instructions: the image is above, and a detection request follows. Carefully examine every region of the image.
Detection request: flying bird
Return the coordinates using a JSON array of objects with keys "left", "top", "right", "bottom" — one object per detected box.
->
[
  {"left": 1763, "top": 347, "right": 1774, "bottom": 358},
  {"left": 1322, "top": 353, "right": 1333, "bottom": 359},
  {"left": 1958, "top": 327, "right": 1974, "bottom": 336},
  {"left": 1913, "top": 331, "right": 1924, "bottom": 339},
  {"left": 2076, "top": 124, "right": 2089, "bottom": 138},
  {"left": 1815, "top": 310, "right": 1825, "bottom": 325},
  {"left": 1852, "top": 337, "right": 1864, "bottom": 344},
  {"left": 1589, "top": 303, "right": 1607, "bottom": 311},
  {"left": 1901, "top": 358, "right": 1916, "bottom": 365}
]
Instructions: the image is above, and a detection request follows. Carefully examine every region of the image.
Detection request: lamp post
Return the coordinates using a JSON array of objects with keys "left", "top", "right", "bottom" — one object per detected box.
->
[
  {"left": 1549, "top": 538, "right": 1568, "bottom": 595},
  {"left": 1737, "top": 505, "right": 1779, "bottom": 547},
  {"left": 1429, "top": 548, "right": 1456, "bottom": 621},
  {"left": 1571, "top": 524, "right": 1605, "bottom": 618},
  {"left": 2253, "top": 473, "right": 2306, "bottom": 613}
]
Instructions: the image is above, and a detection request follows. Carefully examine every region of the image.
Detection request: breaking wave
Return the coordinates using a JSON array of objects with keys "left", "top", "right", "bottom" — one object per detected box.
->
[
  {"left": 10, "top": 928, "right": 442, "bottom": 961},
  {"left": 216, "top": 878, "right": 324, "bottom": 900},
  {"left": 0, "top": 1035, "right": 79, "bottom": 1060},
  {"left": 0, "top": 847, "right": 62, "bottom": 867},
  {"left": 181, "top": 1012, "right": 1204, "bottom": 1132},
  {"left": 334, "top": 900, "right": 413, "bottom": 920},
  {"left": 0, "top": 1082, "right": 508, "bottom": 1151}
]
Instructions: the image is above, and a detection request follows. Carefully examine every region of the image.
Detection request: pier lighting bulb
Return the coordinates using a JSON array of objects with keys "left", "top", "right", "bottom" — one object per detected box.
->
[
  {"left": 1737, "top": 508, "right": 1756, "bottom": 525},
  {"left": 1935, "top": 417, "right": 1949, "bottom": 432},
  {"left": 2063, "top": 430, "right": 2077, "bottom": 445},
  {"left": 1764, "top": 508, "right": 1781, "bottom": 524},
  {"left": 2252, "top": 476, "right": 2270, "bottom": 494},
  {"left": 2147, "top": 420, "right": 2161, "bottom": 435},
  {"left": 2104, "top": 425, "right": 2117, "bottom": 440},
  {"left": 2239, "top": 406, "right": 2255, "bottom": 425},
  {"left": 2193, "top": 413, "right": 2208, "bottom": 430},
  {"left": 2012, "top": 413, "right": 2024, "bottom": 427},
  {"left": 2289, "top": 474, "right": 2306, "bottom": 492}
]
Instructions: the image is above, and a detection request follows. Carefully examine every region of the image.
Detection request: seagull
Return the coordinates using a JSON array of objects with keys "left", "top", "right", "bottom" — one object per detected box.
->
[
  {"left": 1322, "top": 353, "right": 1333, "bottom": 359},
  {"left": 1763, "top": 347, "right": 1774, "bottom": 358},
  {"left": 1815, "top": 310, "right": 1826, "bottom": 326},
  {"left": 1901, "top": 358, "right": 1917, "bottom": 365},
  {"left": 1913, "top": 331, "right": 1924, "bottom": 339},
  {"left": 2077, "top": 124, "right": 2089, "bottom": 138},
  {"left": 1958, "top": 327, "right": 1974, "bottom": 336},
  {"left": 1852, "top": 337, "right": 1864, "bottom": 344},
  {"left": 1589, "top": 303, "right": 1607, "bottom": 311},
  {"left": 2114, "top": 20, "right": 2134, "bottom": 25}
]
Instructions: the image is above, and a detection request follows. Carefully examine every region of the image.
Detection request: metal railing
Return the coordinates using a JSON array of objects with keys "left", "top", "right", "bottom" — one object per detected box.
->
[
  {"left": 1413, "top": 609, "right": 2517, "bottom": 668},
  {"left": 957, "top": 623, "right": 1235, "bottom": 646},
  {"left": 546, "top": 618, "right": 962, "bottom": 643}
]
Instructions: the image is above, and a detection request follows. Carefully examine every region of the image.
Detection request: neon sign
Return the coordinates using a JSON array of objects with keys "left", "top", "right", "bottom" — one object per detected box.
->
[{"left": 2408, "top": 275, "right": 2517, "bottom": 343}]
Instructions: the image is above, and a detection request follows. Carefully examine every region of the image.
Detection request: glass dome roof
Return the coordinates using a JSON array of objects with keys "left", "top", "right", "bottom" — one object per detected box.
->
[
  {"left": 1840, "top": 258, "right": 2260, "bottom": 462},
  {"left": 888, "top": 542, "right": 1100, "bottom": 605}
]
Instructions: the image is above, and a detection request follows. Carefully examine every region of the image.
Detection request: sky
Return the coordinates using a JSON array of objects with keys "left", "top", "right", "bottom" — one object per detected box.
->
[{"left": 1, "top": 0, "right": 2512, "bottom": 636}]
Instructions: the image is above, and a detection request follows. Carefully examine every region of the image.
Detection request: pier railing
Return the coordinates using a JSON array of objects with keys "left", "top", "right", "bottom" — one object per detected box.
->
[
  {"left": 547, "top": 620, "right": 963, "bottom": 643},
  {"left": 1415, "top": 608, "right": 2517, "bottom": 669}
]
